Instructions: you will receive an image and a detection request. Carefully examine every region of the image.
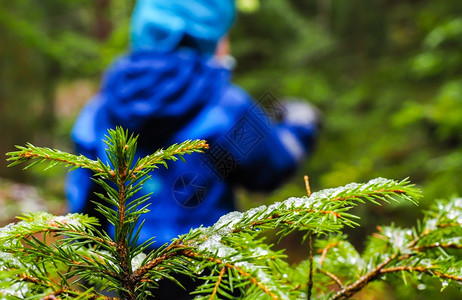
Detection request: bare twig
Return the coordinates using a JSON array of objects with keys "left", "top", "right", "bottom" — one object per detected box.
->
[
  {"left": 307, "top": 233, "right": 314, "bottom": 300},
  {"left": 318, "top": 241, "right": 339, "bottom": 267},
  {"left": 304, "top": 175, "right": 312, "bottom": 197},
  {"left": 305, "top": 175, "right": 314, "bottom": 300},
  {"left": 380, "top": 266, "right": 462, "bottom": 282},
  {"left": 317, "top": 268, "right": 344, "bottom": 289},
  {"left": 413, "top": 243, "right": 462, "bottom": 252}
]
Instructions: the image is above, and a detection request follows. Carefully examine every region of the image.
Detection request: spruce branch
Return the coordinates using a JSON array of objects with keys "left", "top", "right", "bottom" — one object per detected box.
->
[
  {"left": 173, "top": 178, "right": 420, "bottom": 299},
  {"left": 131, "top": 139, "right": 209, "bottom": 178},
  {"left": 130, "top": 240, "right": 189, "bottom": 283},
  {"left": 7, "top": 126, "right": 461, "bottom": 299},
  {"left": 6, "top": 143, "right": 103, "bottom": 173},
  {"left": 210, "top": 266, "right": 226, "bottom": 300},
  {"left": 183, "top": 249, "right": 282, "bottom": 300},
  {"left": 93, "top": 128, "right": 209, "bottom": 299},
  {"left": 4, "top": 127, "right": 210, "bottom": 299},
  {"left": 315, "top": 196, "right": 462, "bottom": 299},
  {"left": 330, "top": 257, "right": 462, "bottom": 300},
  {"left": 187, "top": 178, "right": 420, "bottom": 257}
]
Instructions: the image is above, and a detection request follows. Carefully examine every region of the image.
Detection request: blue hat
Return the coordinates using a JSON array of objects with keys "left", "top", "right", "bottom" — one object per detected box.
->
[{"left": 131, "top": 0, "right": 235, "bottom": 54}]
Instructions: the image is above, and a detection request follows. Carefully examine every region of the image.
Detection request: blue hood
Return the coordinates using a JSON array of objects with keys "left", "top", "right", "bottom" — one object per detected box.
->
[
  {"left": 98, "top": 50, "right": 229, "bottom": 140},
  {"left": 131, "top": 0, "right": 236, "bottom": 54}
]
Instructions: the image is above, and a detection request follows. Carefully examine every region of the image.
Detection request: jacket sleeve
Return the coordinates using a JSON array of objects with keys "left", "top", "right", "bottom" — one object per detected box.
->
[{"left": 211, "top": 86, "right": 319, "bottom": 191}]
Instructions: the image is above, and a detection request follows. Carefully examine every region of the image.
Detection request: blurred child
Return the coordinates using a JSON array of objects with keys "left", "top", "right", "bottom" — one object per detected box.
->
[{"left": 66, "top": 0, "right": 320, "bottom": 251}]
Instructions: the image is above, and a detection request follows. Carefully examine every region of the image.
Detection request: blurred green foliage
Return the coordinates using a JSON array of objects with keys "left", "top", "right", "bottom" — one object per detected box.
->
[
  {"left": 0, "top": 0, "right": 133, "bottom": 180},
  {"left": 230, "top": 0, "right": 462, "bottom": 209}
]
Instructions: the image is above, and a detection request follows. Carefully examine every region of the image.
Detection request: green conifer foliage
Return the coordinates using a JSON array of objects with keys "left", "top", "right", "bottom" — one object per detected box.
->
[{"left": 1, "top": 128, "right": 461, "bottom": 299}]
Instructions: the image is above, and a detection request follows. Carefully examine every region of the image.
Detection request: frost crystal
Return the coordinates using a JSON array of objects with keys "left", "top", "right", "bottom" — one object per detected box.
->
[
  {"left": 453, "top": 198, "right": 462, "bottom": 208},
  {"left": 0, "top": 251, "right": 21, "bottom": 270},
  {"left": 244, "top": 205, "right": 267, "bottom": 220},
  {"left": 252, "top": 246, "right": 269, "bottom": 257},
  {"left": 426, "top": 219, "right": 438, "bottom": 231},
  {"left": 213, "top": 211, "right": 243, "bottom": 234},
  {"left": 284, "top": 196, "right": 316, "bottom": 209},
  {"left": 447, "top": 210, "right": 459, "bottom": 220},
  {"left": 49, "top": 215, "right": 82, "bottom": 227},
  {"left": 234, "top": 261, "right": 290, "bottom": 300},
  {"left": 131, "top": 252, "right": 147, "bottom": 271},
  {"left": 308, "top": 178, "right": 393, "bottom": 201},
  {"left": 0, "top": 223, "right": 15, "bottom": 239},
  {"left": 267, "top": 202, "right": 281, "bottom": 214},
  {"left": 362, "top": 177, "right": 390, "bottom": 189},
  {"left": 198, "top": 234, "right": 237, "bottom": 258},
  {"left": 0, "top": 281, "right": 28, "bottom": 297}
]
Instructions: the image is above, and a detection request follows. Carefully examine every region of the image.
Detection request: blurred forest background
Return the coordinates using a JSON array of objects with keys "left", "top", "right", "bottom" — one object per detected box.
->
[{"left": 1, "top": 0, "right": 462, "bottom": 298}]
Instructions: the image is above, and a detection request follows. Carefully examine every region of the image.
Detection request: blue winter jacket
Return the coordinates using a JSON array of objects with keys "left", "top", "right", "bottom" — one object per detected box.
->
[{"left": 66, "top": 49, "right": 317, "bottom": 247}]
